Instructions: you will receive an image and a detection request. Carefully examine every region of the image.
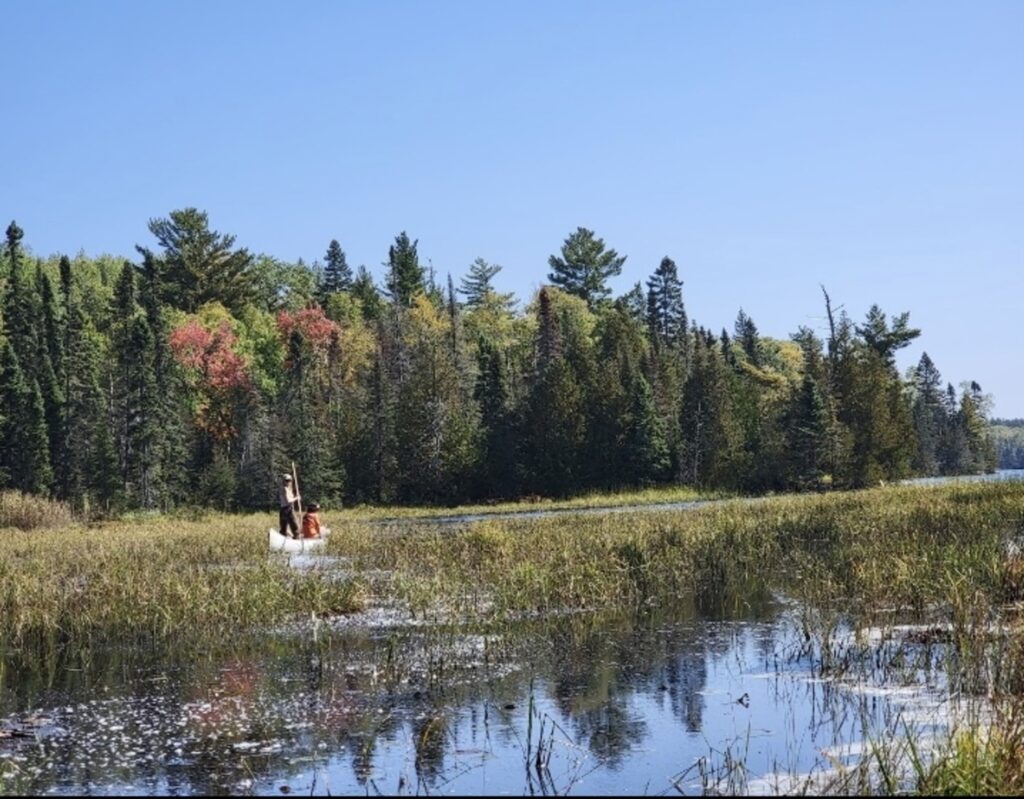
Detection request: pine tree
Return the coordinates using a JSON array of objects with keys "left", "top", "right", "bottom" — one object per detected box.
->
[
  {"left": 385, "top": 231, "right": 424, "bottom": 307},
  {"left": 547, "top": 227, "right": 626, "bottom": 308},
  {"left": 4, "top": 221, "right": 23, "bottom": 280},
  {"left": 126, "top": 315, "right": 160, "bottom": 507},
  {"left": 143, "top": 208, "right": 255, "bottom": 313},
  {"left": 320, "top": 239, "right": 353, "bottom": 296},
  {"left": 459, "top": 258, "right": 515, "bottom": 310}
]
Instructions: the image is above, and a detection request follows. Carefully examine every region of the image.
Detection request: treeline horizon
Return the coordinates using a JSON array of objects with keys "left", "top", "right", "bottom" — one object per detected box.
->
[
  {"left": 990, "top": 419, "right": 1024, "bottom": 470},
  {"left": 0, "top": 209, "right": 998, "bottom": 513}
]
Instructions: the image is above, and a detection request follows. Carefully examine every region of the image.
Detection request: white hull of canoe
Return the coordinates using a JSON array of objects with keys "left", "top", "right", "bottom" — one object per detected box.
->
[{"left": 268, "top": 527, "right": 330, "bottom": 554}]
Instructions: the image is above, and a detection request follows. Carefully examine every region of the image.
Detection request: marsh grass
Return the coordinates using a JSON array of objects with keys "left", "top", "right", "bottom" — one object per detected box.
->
[
  {"left": 331, "top": 482, "right": 1024, "bottom": 625},
  {"left": 0, "top": 491, "right": 73, "bottom": 531},
  {"left": 341, "top": 483, "right": 722, "bottom": 521},
  {"left": 0, "top": 513, "right": 363, "bottom": 653}
]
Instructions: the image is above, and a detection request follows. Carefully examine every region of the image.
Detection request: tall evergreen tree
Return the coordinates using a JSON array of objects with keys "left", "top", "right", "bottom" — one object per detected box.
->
[
  {"left": 646, "top": 257, "right": 687, "bottom": 346},
  {"left": 34, "top": 268, "right": 65, "bottom": 489},
  {"left": 459, "top": 258, "right": 515, "bottom": 310},
  {"left": 0, "top": 341, "right": 52, "bottom": 494},
  {"left": 351, "top": 265, "right": 383, "bottom": 321},
  {"left": 622, "top": 373, "right": 670, "bottom": 485},
  {"left": 474, "top": 335, "right": 516, "bottom": 497},
  {"left": 142, "top": 208, "right": 255, "bottom": 313},
  {"left": 734, "top": 309, "right": 762, "bottom": 367},
  {"left": 547, "top": 227, "right": 626, "bottom": 308},
  {"left": 911, "top": 352, "right": 946, "bottom": 475},
  {"left": 785, "top": 349, "right": 829, "bottom": 489},
  {"left": 385, "top": 231, "right": 424, "bottom": 307},
  {"left": 320, "top": 239, "right": 353, "bottom": 296}
]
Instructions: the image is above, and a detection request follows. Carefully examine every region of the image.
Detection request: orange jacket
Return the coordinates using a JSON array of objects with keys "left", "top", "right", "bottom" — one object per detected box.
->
[{"left": 301, "top": 511, "right": 321, "bottom": 539}]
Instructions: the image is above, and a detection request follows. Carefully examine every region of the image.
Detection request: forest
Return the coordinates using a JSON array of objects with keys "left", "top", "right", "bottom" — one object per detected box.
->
[
  {"left": 991, "top": 419, "right": 1024, "bottom": 469},
  {"left": 0, "top": 210, "right": 998, "bottom": 513}
]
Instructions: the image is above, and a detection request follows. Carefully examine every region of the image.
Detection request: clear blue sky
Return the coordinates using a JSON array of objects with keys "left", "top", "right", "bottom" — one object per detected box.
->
[{"left": 3, "top": 1, "right": 1022, "bottom": 415}]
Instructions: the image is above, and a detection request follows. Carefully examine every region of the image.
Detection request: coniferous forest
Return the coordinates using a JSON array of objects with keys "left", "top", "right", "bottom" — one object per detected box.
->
[{"left": 0, "top": 211, "right": 998, "bottom": 513}]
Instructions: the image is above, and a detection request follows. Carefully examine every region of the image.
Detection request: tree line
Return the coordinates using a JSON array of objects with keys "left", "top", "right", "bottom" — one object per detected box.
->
[
  {"left": 990, "top": 419, "right": 1024, "bottom": 470},
  {"left": 0, "top": 211, "right": 998, "bottom": 512}
]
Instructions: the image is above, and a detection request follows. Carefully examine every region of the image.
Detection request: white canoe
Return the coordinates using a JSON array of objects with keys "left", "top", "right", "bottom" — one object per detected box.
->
[{"left": 268, "top": 527, "right": 330, "bottom": 554}]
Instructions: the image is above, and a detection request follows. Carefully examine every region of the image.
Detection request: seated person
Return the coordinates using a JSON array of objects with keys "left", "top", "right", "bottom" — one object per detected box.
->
[{"left": 301, "top": 502, "right": 323, "bottom": 539}]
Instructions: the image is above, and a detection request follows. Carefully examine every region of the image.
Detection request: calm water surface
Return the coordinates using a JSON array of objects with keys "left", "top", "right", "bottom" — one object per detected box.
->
[{"left": 0, "top": 593, "right": 963, "bottom": 796}]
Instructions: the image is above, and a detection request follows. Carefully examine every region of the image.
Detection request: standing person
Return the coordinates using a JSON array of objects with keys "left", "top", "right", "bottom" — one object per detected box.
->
[{"left": 278, "top": 474, "right": 301, "bottom": 539}]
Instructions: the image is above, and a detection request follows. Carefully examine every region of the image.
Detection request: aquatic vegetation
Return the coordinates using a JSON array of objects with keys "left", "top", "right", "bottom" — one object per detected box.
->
[
  {"left": 3, "top": 480, "right": 1024, "bottom": 794},
  {"left": 332, "top": 481, "right": 1024, "bottom": 624},
  {"left": 0, "top": 513, "right": 363, "bottom": 651}
]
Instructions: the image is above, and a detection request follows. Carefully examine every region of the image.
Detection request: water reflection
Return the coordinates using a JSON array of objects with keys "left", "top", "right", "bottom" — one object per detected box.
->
[{"left": 0, "top": 592, "right": 961, "bottom": 796}]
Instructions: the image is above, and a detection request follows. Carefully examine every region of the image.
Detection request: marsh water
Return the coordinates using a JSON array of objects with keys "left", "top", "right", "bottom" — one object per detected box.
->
[{"left": 1, "top": 591, "right": 968, "bottom": 796}]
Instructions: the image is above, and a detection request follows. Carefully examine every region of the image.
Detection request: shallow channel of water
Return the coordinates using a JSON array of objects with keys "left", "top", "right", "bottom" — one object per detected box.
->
[{"left": 0, "top": 592, "right": 972, "bottom": 796}]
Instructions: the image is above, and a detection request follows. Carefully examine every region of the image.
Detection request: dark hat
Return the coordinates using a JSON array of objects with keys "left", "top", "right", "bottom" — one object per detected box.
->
[{"left": 307, "top": 502, "right": 321, "bottom": 512}]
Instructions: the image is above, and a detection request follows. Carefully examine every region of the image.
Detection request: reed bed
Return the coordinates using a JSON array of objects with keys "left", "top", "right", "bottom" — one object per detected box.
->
[
  {"left": 331, "top": 482, "right": 1024, "bottom": 619},
  {"left": 342, "top": 483, "right": 720, "bottom": 521},
  {"left": 0, "top": 513, "right": 363, "bottom": 651}
]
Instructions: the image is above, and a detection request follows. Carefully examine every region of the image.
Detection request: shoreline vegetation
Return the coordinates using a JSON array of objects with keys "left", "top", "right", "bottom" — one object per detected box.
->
[
  {"left": 0, "top": 480, "right": 1020, "bottom": 642},
  {"left": 2, "top": 480, "right": 1024, "bottom": 791}
]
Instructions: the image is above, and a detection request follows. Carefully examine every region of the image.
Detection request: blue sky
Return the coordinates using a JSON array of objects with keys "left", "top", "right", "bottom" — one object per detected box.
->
[{"left": 3, "top": 1, "right": 1022, "bottom": 415}]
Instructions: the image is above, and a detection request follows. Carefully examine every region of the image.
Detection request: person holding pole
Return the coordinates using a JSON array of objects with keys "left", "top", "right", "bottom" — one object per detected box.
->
[{"left": 278, "top": 473, "right": 301, "bottom": 539}]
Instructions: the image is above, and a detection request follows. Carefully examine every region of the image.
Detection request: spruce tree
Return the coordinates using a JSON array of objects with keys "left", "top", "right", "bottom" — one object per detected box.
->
[
  {"left": 547, "top": 227, "right": 625, "bottom": 308},
  {"left": 321, "top": 239, "right": 353, "bottom": 296},
  {"left": 786, "top": 360, "right": 829, "bottom": 489},
  {"left": 385, "top": 231, "right": 424, "bottom": 307},
  {"left": 622, "top": 373, "right": 670, "bottom": 485},
  {"left": 36, "top": 268, "right": 66, "bottom": 492},
  {"left": 646, "top": 257, "right": 687, "bottom": 345},
  {"left": 911, "top": 352, "right": 945, "bottom": 475},
  {"left": 351, "top": 266, "right": 383, "bottom": 321},
  {"left": 0, "top": 341, "right": 52, "bottom": 494},
  {"left": 734, "top": 309, "right": 762, "bottom": 367},
  {"left": 474, "top": 335, "right": 516, "bottom": 496}
]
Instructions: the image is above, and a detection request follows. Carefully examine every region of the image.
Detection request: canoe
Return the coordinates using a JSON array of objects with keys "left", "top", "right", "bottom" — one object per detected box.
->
[{"left": 268, "top": 527, "right": 331, "bottom": 554}]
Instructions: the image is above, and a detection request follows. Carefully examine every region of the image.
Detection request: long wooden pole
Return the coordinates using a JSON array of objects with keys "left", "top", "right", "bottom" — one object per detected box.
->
[{"left": 291, "top": 461, "right": 304, "bottom": 518}]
